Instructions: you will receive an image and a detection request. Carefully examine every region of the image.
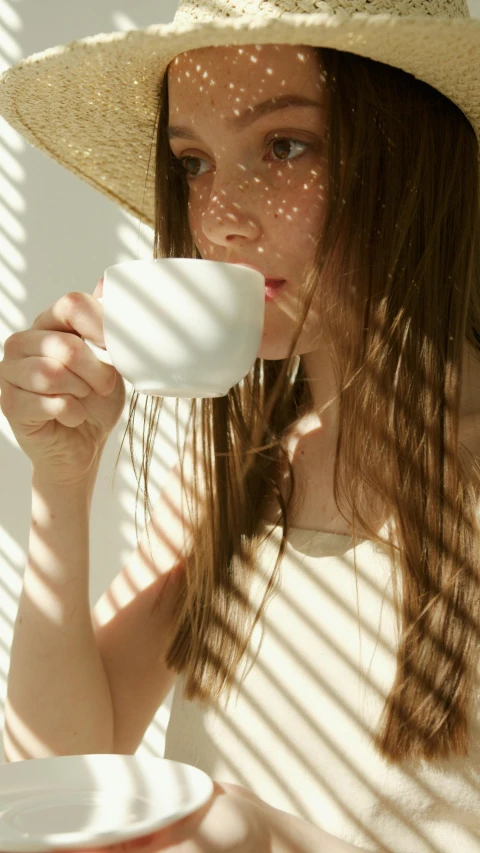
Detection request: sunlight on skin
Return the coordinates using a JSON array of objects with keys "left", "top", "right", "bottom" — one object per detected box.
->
[
  {"left": 93, "top": 446, "right": 198, "bottom": 630},
  {"left": 3, "top": 696, "right": 53, "bottom": 760},
  {"left": 168, "top": 43, "right": 375, "bottom": 535},
  {"left": 42, "top": 781, "right": 365, "bottom": 853},
  {"left": 4, "top": 42, "right": 480, "bottom": 853},
  {"left": 168, "top": 43, "right": 480, "bottom": 434},
  {"left": 24, "top": 532, "right": 68, "bottom": 625},
  {"left": 168, "top": 44, "right": 338, "bottom": 417}
]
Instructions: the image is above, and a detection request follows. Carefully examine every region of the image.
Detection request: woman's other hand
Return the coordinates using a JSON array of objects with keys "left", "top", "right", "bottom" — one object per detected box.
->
[{"left": 50, "top": 782, "right": 271, "bottom": 853}]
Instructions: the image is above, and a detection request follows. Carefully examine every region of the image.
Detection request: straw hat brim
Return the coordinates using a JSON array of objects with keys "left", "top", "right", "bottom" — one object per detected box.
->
[{"left": 0, "top": 13, "right": 478, "bottom": 228}]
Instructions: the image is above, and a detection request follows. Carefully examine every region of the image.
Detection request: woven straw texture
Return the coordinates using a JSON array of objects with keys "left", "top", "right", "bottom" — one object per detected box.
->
[
  {"left": 0, "top": 0, "right": 478, "bottom": 228},
  {"left": 176, "top": 0, "right": 471, "bottom": 20}
]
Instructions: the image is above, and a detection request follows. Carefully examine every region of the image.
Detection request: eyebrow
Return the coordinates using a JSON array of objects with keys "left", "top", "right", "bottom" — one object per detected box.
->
[{"left": 167, "top": 94, "right": 324, "bottom": 141}]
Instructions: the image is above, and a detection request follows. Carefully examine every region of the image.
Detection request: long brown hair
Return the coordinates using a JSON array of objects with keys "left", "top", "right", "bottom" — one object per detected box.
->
[{"left": 118, "top": 46, "right": 480, "bottom": 763}]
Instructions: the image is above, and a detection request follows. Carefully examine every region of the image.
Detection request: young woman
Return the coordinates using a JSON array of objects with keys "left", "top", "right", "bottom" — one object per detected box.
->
[{"left": 0, "top": 1, "right": 480, "bottom": 851}]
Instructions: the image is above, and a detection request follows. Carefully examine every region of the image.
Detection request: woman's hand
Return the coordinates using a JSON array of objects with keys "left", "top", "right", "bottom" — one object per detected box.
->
[
  {"left": 54, "top": 782, "right": 271, "bottom": 853},
  {"left": 0, "top": 279, "right": 126, "bottom": 485},
  {"left": 0, "top": 781, "right": 368, "bottom": 853}
]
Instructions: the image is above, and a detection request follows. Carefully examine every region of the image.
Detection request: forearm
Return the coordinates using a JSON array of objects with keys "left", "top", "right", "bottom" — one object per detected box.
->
[
  {"left": 3, "top": 471, "right": 114, "bottom": 761},
  {"left": 266, "top": 804, "right": 370, "bottom": 853}
]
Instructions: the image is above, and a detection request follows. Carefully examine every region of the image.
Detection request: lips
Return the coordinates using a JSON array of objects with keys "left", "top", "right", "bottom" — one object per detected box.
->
[
  {"left": 264, "top": 279, "right": 286, "bottom": 301},
  {"left": 231, "top": 262, "right": 286, "bottom": 301}
]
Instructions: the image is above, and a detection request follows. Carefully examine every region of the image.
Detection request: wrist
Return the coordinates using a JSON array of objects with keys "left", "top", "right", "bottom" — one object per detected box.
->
[
  {"left": 267, "top": 808, "right": 318, "bottom": 853},
  {"left": 266, "top": 805, "right": 365, "bottom": 853},
  {"left": 31, "top": 449, "right": 103, "bottom": 491},
  {"left": 31, "top": 465, "right": 99, "bottom": 516}
]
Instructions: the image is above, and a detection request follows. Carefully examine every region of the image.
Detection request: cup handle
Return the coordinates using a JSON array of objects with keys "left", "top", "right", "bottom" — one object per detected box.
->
[{"left": 83, "top": 297, "right": 113, "bottom": 366}]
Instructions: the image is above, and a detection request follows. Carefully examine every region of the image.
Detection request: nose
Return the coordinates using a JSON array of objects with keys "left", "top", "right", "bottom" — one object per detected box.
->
[{"left": 200, "top": 178, "right": 262, "bottom": 247}]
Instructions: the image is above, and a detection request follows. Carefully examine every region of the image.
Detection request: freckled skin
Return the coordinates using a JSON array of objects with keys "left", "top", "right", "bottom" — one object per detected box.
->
[
  {"left": 168, "top": 44, "right": 331, "bottom": 369},
  {"left": 167, "top": 44, "right": 480, "bottom": 534}
]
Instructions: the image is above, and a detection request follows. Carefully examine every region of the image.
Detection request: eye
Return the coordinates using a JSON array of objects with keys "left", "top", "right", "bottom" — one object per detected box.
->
[
  {"left": 170, "top": 137, "right": 312, "bottom": 181},
  {"left": 267, "top": 137, "right": 310, "bottom": 164}
]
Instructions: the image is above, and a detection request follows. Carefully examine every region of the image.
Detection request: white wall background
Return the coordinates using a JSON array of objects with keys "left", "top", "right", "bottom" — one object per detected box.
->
[{"left": 0, "top": 0, "right": 479, "bottom": 765}]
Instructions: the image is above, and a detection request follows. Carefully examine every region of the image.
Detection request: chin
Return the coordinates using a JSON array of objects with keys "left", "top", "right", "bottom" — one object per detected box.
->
[
  {"left": 257, "top": 343, "right": 293, "bottom": 361},
  {"left": 257, "top": 324, "right": 299, "bottom": 361}
]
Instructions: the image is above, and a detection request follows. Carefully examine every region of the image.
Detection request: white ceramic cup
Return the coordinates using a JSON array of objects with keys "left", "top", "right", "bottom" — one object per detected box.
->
[{"left": 83, "top": 258, "right": 265, "bottom": 398}]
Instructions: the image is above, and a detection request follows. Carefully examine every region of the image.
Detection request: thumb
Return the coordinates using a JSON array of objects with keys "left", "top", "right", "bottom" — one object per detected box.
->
[{"left": 93, "top": 276, "right": 104, "bottom": 300}]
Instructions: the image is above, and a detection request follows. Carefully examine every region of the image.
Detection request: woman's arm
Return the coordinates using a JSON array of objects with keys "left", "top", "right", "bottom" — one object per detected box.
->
[
  {"left": 229, "top": 782, "right": 369, "bottom": 853},
  {"left": 266, "top": 802, "right": 370, "bottom": 853},
  {"left": 3, "top": 470, "right": 115, "bottom": 760},
  {"left": 64, "top": 781, "right": 371, "bottom": 853}
]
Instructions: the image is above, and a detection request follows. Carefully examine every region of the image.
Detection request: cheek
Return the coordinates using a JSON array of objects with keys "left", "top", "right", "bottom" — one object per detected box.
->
[
  {"left": 187, "top": 197, "right": 196, "bottom": 228},
  {"left": 186, "top": 171, "right": 326, "bottom": 243},
  {"left": 187, "top": 195, "right": 207, "bottom": 244},
  {"left": 268, "top": 175, "right": 326, "bottom": 237},
  {"left": 185, "top": 200, "right": 202, "bottom": 255}
]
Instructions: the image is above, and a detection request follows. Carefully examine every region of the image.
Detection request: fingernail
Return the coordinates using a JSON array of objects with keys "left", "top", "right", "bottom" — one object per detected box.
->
[{"left": 131, "top": 834, "right": 155, "bottom": 848}]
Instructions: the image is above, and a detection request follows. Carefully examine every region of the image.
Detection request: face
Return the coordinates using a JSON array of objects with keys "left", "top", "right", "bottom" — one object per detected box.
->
[{"left": 167, "top": 44, "right": 328, "bottom": 361}]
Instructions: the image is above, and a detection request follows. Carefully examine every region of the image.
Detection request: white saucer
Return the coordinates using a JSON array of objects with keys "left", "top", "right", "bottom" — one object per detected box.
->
[{"left": 0, "top": 755, "right": 214, "bottom": 852}]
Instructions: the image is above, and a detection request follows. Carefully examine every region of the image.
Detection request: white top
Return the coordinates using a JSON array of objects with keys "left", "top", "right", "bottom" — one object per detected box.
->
[{"left": 164, "top": 523, "right": 480, "bottom": 852}]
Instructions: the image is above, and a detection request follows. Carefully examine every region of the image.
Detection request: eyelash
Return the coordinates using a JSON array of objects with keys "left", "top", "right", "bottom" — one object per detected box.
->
[{"left": 170, "top": 137, "right": 313, "bottom": 181}]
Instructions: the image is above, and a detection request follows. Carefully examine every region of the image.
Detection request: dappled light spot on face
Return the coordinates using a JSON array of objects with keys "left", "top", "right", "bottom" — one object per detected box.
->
[{"left": 168, "top": 43, "right": 328, "bottom": 363}]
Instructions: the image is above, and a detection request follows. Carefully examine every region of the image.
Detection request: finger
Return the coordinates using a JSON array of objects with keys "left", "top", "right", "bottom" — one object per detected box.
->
[
  {"left": 123, "top": 833, "right": 158, "bottom": 849},
  {"left": 4, "top": 329, "right": 116, "bottom": 398},
  {"left": 105, "top": 797, "right": 218, "bottom": 853},
  {"left": 48, "top": 837, "right": 157, "bottom": 853},
  {"left": 31, "top": 292, "right": 105, "bottom": 347},
  {"left": 0, "top": 381, "right": 88, "bottom": 429},
  {"left": 93, "top": 277, "right": 104, "bottom": 300},
  {"left": 48, "top": 830, "right": 171, "bottom": 853},
  {"left": 12, "top": 356, "right": 93, "bottom": 399},
  {"left": 39, "top": 794, "right": 219, "bottom": 853}
]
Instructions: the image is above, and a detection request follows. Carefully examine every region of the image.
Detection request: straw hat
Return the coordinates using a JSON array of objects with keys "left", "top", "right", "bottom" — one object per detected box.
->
[{"left": 0, "top": 0, "right": 478, "bottom": 229}]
